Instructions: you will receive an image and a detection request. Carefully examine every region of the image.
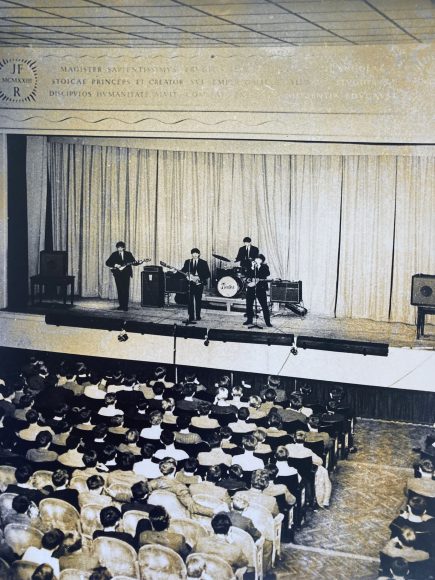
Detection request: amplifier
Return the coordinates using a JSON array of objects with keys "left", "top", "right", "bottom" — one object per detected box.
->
[
  {"left": 270, "top": 280, "right": 302, "bottom": 304},
  {"left": 164, "top": 272, "right": 188, "bottom": 294},
  {"left": 141, "top": 267, "right": 164, "bottom": 307},
  {"left": 411, "top": 274, "right": 435, "bottom": 307}
]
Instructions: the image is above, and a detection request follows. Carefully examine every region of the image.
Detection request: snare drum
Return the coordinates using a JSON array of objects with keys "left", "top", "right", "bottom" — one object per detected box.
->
[{"left": 217, "top": 275, "right": 244, "bottom": 298}]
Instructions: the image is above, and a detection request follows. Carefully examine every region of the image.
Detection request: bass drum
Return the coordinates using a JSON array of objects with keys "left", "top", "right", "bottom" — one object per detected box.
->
[{"left": 217, "top": 275, "right": 244, "bottom": 298}]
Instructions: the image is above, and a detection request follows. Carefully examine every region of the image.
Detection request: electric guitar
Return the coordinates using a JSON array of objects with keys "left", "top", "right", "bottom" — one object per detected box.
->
[
  {"left": 110, "top": 258, "right": 151, "bottom": 272},
  {"left": 160, "top": 261, "right": 202, "bottom": 285}
]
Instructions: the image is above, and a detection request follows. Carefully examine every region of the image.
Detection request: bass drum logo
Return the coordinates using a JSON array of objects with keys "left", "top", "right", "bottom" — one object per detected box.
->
[{"left": 0, "top": 58, "right": 37, "bottom": 103}]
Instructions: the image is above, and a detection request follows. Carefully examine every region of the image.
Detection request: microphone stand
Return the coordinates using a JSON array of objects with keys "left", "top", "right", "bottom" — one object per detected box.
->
[{"left": 248, "top": 262, "right": 262, "bottom": 330}]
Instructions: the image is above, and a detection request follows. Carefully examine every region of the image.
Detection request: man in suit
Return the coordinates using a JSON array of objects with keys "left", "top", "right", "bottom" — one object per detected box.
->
[
  {"left": 243, "top": 254, "right": 272, "bottom": 327},
  {"left": 105, "top": 241, "right": 141, "bottom": 312},
  {"left": 235, "top": 236, "right": 259, "bottom": 274},
  {"left": 181, "top": 248, "right": 210, "bottom": 322}
]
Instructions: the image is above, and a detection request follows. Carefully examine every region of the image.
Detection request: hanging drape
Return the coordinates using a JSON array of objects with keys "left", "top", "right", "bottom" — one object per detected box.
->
[
  {"left": 26, "top": 136, "right": 48, "bottom": 278},
  {"left": 43, "top": 140, "right": 434, "bottom": 324}
]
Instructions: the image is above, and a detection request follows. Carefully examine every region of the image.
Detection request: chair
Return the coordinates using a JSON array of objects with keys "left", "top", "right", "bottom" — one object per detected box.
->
[
  {"left": 7, "top": 560, "right": 38, "bottom": 580},
  {"left": 138, "top": 544, "right": 187, "bottom": 580},
  {"left": 169, "top": 518, "right": 209, "bottom": 550},
  {"left": 191, "top": 493, "right": 229, "bottom": 529},
  {"left": 229, "top": 526, "right": 264, "bottom": 580},
  {"left": 39, "top": 497, "right": 81, "bottom": 533},
  {"left": 107, "top": 482, "right": 133, "bottom": 503},
  {"left": 186, "top": 553, "right": 235, "bottom": 580},
  {"left": 93, "top": 536, "right": 139, "bottom": 579},
  {"left": 243, "top": 504, "right": 284, "bottom": 566},
  {"left": 0, "top": 492, "right": 18, "bottom": 519},
  {"left": 122, "top": 509, "right": 150, "bottom": 537},
  {"left": 70, "top": 474, "right": 90, "bottom": 493},
  {"left": 80, "top": 503, "right": 104, "bottom": 539},
  {"left": 59, "top": 570, "right": 91, "bottom": 580},
  {"left": 3, "top": 523, "right": 43, "bottom": 556},
  {"left": 78, "top": 492, "right": 112, "bottom": 510},
  {"left": 148, "top": 490, "right": 189, "bottom": 519},
  {"left": 31, "top": 469, "right": 53, "bottom": 490},
  {"left": 0, "top": 465, "right": 16, "bottom": 491}
]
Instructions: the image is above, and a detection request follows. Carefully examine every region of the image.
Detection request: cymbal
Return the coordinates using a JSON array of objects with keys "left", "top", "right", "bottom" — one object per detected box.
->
[{"left": 212, "top": 253, "right": 231, "bottom": 262}]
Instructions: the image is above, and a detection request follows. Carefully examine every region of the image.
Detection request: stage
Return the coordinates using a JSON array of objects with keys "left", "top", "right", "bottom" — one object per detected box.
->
[{"left": 17, "top": 292, "right": 434, "bottom": 350}]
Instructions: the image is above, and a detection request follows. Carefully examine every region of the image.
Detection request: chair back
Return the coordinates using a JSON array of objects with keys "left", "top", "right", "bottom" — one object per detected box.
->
[
  {"left": 169, "top": 518, "right": 209, "bottom": 550},
  {"left": 0, "top": 492, "right": 18, "bottom": 517},
  {"left": 191, "top": 493, "right": 229, "bottom": 513},
  {"left": 7, "top": 560, "right": 38, "bottom": 580},
  {"left": 304, "top": 440, "right": 324, "bottom": 457},
  {"left": 4, "top": 523, "right": 43, "bottom": 556},
  {"left": 0, "top": 466, "right": 16, "bottom": 491},
  {"left": 93, "top": 536, "right": 139, "bottom": 578},
  {"left": 122, "top": 509, "right": 150, "bottom": 537},
  {"left": 287, "top": 456, "right": 313, "bottom": 479},
  {"left": 186, "top": 553, "right": 235, "bottom": 580},
  {"left": 70, "top": 475, "right": 89, "bottom": 493},
  {"left": 31, "top": 469, "right": 53, "bottom": 490},
  {"left": 148, "top": 490, "right": 189, "bottom": 519},
  {"left": 138, "top": 544, "right": 187, "bottom": 579},
  {"left": 229, "top": 526, "right": 264, "bottom": 580},
  {"left": 59, "top": 570, "right": 91, "bottom": 580},
  {"left": 243, "top": 504, "right": 283, "bottom": 566},
  {"left": 80, "top": 503, "right": 104, "bottom": 538},
  {"left": 106, "top": 482, "right": 133, "bottom": 503},
  {"left": 79, "top": 492, "right": 112, "bottom": 510},
  {"left": 39, "top": 497, "right": 81, "bottom": 533}
]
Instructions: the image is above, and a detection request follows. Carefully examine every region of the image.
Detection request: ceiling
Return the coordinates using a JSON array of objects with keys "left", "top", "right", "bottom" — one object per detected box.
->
[{"left": 0, "top": 0, "right": 433, "bottom": 48}]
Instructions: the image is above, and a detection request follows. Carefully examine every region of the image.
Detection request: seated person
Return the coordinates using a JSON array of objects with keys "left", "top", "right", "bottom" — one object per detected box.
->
[
  {"left": 219, "top": 426, "right": 243, "bottom": 457},
  {"left": 247, "top": 395, "right": 267, "bottom": 424},
  {"left": 264, "top": 413, "right": 292, "bottom": 448},
  {"left": 154, "top": 429, "right": 190, "bottom": 462},
  {"left": 2, "top": 493, "right": 41, "bottom": 528},
  {"left": 148, "top": 458, "right": 215, "bottom": 519},
  {"left": 260, "top": 376, "right": 288, "bottom": 405},
  {"left": 174, "top": 382, "right": 203, "bottom": 416},
  {"left": 274, "top": 446, "right": 300, "bottom": 479},
  {"left": 174, "top": 415, "right": 204, "bottom": 446},
  {"left": 264, "top": 462, "right": 297, "bottom": 508},
  {"left": 140, "top": 410, "right": 164, "bottom": 441},
  {"left": 106, "top": 414, "right": 129, "bottom": 445},
  {"left": 190, "top": 402, "right": 220, "bottom": 432},
  {"left": 390, "top": 496, "right": 435, "bottom": 555},
  {"left": 381, "top": 527, "right": 430, "bottom": 563},
  {"left": 5, "top": 464, "right": 47, "bottom": 504},
  {"left": 96, "top": 392, "right": 123, "bottom": 420},
  {"left": 216, "top": 464, "right": 249, "bottom": 493},
  {"left": 175, "top": 457, "right": 202, "bottom": 486},
  {"left": 137, "top": 505, "right": 191, "bottom": 558},
  {"left": 228, "top": 407, "right": 257, "bottom": 438},
  {"left": 146, "top": 381, "right": 166, "bottom": 411},
  {"left": 377, "top": 556, "right": 410, "bottom": 580},
  {"left": 121, "top": 480, "right": 153, "bottom": 520},
  {"left": 116, "top": 428, "right": 142, "bottom": 457},
  {"left": 18, "top": 409, "right": 53, "bottom": 442},
  {"left": 93, "top": 505, "right": 137, "bottom": 549},
  {"left": 78, "top": 474, "right": 107, "bottom": 508},
  {"left": 57, "top": 434, "right": 85, "bottom": 468},
  {"left": 233, "top": 469, "right": 279, "bottom": 516},
  {"left": 210, "top": 387, "right": 238, "bottom": 426},
  {"left": 306, "top": 415, "right": 333, "bottom": 450},
  {"left": 288, "top": 391, "right": 313, "bottom": 419},
  {"left": 197, "top": 432, "right": 232, "bottom": 468},
  {"left": 161, "top": 398, "right": 177, "bottom": 430},
  {"left": 194, "top": 513, "right": 249, "bottom": 573},
  {"left": 189, "top": 465, "right": 231, "bottom": 505},
  {"left": 224, "top": 495, "right": 261, "bottom": 541},
  {"left": 229, "top": 385, "right": 249, "bottom": 409},
  {"left": 147, "top": 365, "right": 175, "bottom": 391},
  {"left": 59, "top": 533, "right": 100, "bottom": 572},
  {"left": 25, "top": 430, "right": 58, "bottom": 464},
  {"left": 231, "top": 434, "right": 264, "bottom": 475},
  {"left": 23, "top": 528, "right": 65, "bottom": 577},
  {"left": 133, "top": 442, "right": 162, "bottom": 479},
  {"left": 48, "top": 468, "right": 80, "bottom": 510}
]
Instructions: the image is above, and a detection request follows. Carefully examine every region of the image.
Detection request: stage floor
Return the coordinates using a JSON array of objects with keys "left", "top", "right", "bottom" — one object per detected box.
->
[{"left": 21, "top": 294, "right": 434, "bottom": 350}]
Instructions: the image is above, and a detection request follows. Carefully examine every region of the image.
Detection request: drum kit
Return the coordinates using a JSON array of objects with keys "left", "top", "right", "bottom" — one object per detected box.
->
[{"left": 212, "top": 253, "right": 246, "bottom": 298}]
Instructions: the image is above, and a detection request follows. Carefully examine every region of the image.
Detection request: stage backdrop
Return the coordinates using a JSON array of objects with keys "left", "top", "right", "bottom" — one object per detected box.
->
[{"left": 26, "top": 136, "right": 434, "bottom": 325}]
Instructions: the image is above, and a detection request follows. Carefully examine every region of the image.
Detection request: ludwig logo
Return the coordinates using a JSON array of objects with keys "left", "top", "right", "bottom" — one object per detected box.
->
[{"left": 0, "top": 58, "right": 37, "bottom": 103}]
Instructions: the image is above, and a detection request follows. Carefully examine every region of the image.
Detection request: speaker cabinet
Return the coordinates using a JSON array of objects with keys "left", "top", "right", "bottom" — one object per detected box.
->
[
  {"left": 141, "top": 266, "right": 164, "bottom": 307},
  {"left": 40, "top": 251, "right": 67, "bottom": 277},
  {"left": 164, "top": 272, "right": 188, "bottom": 294},
  {"left": 270, "top": 280, "right": 302, "bottom": 303},
  {"left": 411, "top": 274, "right": 435, "bottom": 306}
]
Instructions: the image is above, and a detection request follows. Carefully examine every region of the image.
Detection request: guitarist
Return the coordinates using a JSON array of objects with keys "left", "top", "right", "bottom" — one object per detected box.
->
[
  {"left": 106, "top": 241, "right": 141, "bottom": 312},
  {"left": 244, "top": 254, "right": 272, "bottom": 328},
  {"left": 181, "top": 248, "right": 210, "bottom": 322}
]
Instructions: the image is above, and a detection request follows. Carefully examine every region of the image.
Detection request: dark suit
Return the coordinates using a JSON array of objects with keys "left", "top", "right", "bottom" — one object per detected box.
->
[
  {"left": 245, "top": 262, "right": 270, "bottom": 325},
  {"left": 105, "top": 249, "right": 137, "bottom": 310},
  {"left": 235, "top": 244, "right": 259, "bottom": 273},
  {"left": 181, "top": 258, "right": 210, "bottom": 320}
]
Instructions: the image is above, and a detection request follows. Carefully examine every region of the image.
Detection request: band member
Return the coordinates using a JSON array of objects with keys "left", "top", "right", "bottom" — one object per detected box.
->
[
  {"left": 106, "top": 241, "right": 141, "bottom": 312},
  {"left": 235, "top": 236, "right": 259, "bottom": 274},
  {"left": 181, "top": 248, "right": 210, "bottom": 322},
  {"left": 243, "top": 254, "right": 272, "bottom": 327}
]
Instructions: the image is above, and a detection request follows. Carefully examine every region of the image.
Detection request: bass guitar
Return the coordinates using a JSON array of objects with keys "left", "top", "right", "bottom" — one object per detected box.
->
[
  {"left": 110, "top": 258, "right": 150, "bottom": 272},
  {"left": 160, "top": 261, "right": 202, "bottom": 285}
]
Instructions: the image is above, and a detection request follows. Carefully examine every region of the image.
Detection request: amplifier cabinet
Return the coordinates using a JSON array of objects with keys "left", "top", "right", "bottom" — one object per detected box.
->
[
  {"left": 141, "top": 266, "right": 164, "bottom": 307},
  {"left": 164, "top": 272, "right": 188, "bottom": 294},
  {"left": 270, "top": 280, "right": 302, "bottom": 304},
  {"left": 411, "top": 274, "right": 435, "bottom": 307}
]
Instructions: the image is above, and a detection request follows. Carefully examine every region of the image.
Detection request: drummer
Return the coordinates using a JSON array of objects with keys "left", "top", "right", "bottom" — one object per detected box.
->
[{"left": 235, "top": 237, "right": 259, "bottom": 275}]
